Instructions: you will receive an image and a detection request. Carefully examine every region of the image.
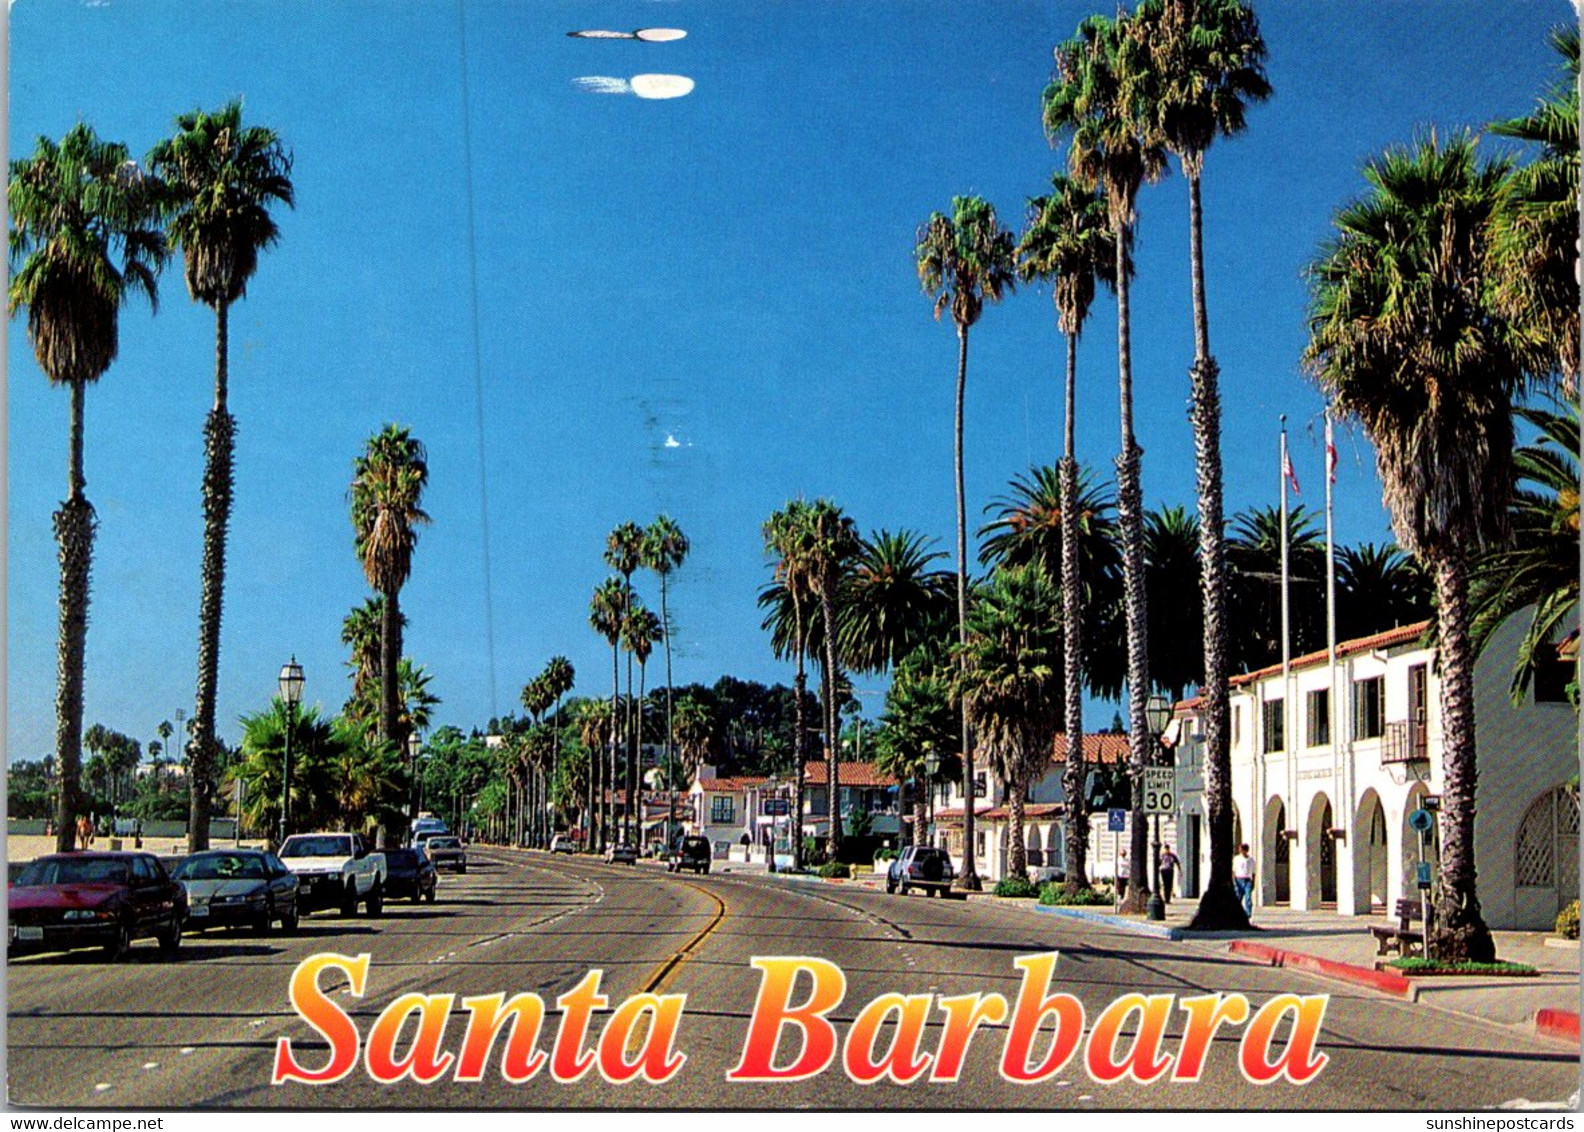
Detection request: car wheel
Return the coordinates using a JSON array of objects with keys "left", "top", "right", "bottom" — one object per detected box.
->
[
  {"left": 886, "top": 879, "right": 896, "bottom": 894},
  {"left": 339, "top": 884, "right": 358, "bottom": 918},
  {"left": 103, "top": 920, "right": 132, "bottom": 962},
  {"left": 366, "top": 882, "right": 384, "bottom": 917},
  {"left": 702, "top": 864, "right": 710, "bottom": 874},
  {"left": 281, "top": 904, "right": 300, "bottom": 934},
  {"left": 157, "top": 916, "right": 182, "bottom": 957},
  {"left": 424, "top": 886, "right": 436, "bottom": 904},
  {"left": 411, "top": 890, "right": 423, "bottom": 904},
  {"left": 457, "top": 864, "right": 467, "bottom": 875}
]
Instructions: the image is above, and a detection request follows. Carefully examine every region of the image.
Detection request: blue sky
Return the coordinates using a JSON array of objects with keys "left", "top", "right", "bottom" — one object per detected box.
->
[{"left": 7, "top": 0, "right": 1571, "bottom": 762}]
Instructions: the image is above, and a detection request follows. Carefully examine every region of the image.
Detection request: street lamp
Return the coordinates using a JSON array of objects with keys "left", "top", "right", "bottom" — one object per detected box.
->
[
  {"left": 407, "top": 731, "right": 423, "bottom": 827},
  {"left": 278, "top": 657, "right": 304, "bottom": 848},
  {"left": 1144, "top": 693, "right": 1172, "bottom": 922},
  {"left": 923, "top": 744, "right": 941, "bottom": 850}
]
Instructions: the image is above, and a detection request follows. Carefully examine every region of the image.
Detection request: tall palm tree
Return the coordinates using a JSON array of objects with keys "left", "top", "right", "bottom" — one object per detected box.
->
[
  {"left": 805, "top": 500, "right": 860, "bottom": 861},
  {"left": 1144, "top": 505, "right": 1204, "bottom": 701},
  {"left": 673, "top": 695, "right": 716, "bottom": 785},
  {"left": 763, "top": 500, "right": 819, "bottom": 867},
  {"left": 1470, "top": 401, "right": 1580, "bottom": 702},
  {"left": 1130, "top": 0, "right": 1269, "bottom": 928},
  {"left": 915, "top": 195, "right": 1017, "bottom": 890},
  {"left": 589, "top": 576, "right": 630, "bottom": 851},
  {"left": 543, "top": 656, "right": 575, "bottom": 838},
  {"left": 1016, "top": 174, "right": 1122, "bottom": 892},
  {"left": 574, "top": 697, "right": 613, "bottom": 851},
  {"left": 1046, "top": 11, "right": 1168, "bottom": 910},
  {"left": 1490, "top": 26, "right": 1579, "bottom": 392},
  {"left": 350, "top": 425, "right": 430, "bottom": 751},
  {"left": 642, "top": 515, "right": 689, "bottom": 843},
  {"left": 1305, "top": 133, "right": 1528, "bottom": 962},
  {"left": 605, "top": 523, "right": 645, "bottom": 840},
  {"left": 342, "top": 596, "right": 403, "bottom": 723},
  {"left": 874, "top": 638, "right": 960, "bottom": 849},
  {"left": 622, "top": 602, "right": 663, "bottom": 842},
  {"left": 838, "top": 529, "right": 954, "bottom": 675},
  {"left": 149, "top": 101, "right": 295, "bottom": 853},
  {"left": 956, "top": 564, "right": 1063, "bottom": 882},
  {"left": 9, "top": 123, "right": 167, "bottom": 852}
]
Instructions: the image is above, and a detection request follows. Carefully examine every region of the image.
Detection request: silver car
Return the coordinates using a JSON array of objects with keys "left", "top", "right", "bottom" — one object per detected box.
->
[
  {"left": 172, "top": 849, "right": 300, "bottom": 934},
  {"left": 425, "top": 836, "right": 468, "bottom": 874}
]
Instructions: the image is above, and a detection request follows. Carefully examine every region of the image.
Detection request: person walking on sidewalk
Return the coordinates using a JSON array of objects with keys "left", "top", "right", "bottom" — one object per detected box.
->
[
  {"left": 1159, "top": 845, "right": 1180, "bottom": 904},
  {"left": 1233, "top": 843, "right": 1254, "bottom": 916},
  {"left": 1116, "top": 851, "right": 1130, "bottom": 901}
]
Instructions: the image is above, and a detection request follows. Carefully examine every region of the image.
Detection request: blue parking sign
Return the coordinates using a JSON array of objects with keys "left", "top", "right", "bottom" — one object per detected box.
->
[{"left": 1108, "top": 809, "right": 1127, "bottom": 832}]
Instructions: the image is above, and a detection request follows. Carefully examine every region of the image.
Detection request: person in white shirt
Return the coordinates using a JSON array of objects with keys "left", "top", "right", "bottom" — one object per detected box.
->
[
  {"left": 1232, "top": 843, "right": 1255, "bottom": 916},
  {"left": 1117, "top": 851, "right": 1130, "bottom": 901}
]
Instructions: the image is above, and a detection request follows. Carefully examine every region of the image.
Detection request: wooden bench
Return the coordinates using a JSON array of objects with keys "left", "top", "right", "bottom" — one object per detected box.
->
[{"left": 1369, "top": 897, "right": 1429, "bottom": 957}]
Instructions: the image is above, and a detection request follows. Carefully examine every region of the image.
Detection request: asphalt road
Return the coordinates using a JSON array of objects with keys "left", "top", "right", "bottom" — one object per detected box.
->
[{"left": 7, "top": 850, "right": 1578, "bottom": 1110}]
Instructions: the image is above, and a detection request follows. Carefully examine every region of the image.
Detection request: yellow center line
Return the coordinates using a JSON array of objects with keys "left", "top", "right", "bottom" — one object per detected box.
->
[{"left": 641, "top": 877, "right": 728, "bottom": 996}]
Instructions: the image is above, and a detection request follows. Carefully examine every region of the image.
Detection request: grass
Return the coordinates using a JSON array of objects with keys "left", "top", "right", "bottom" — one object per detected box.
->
[{"left": 1386, "top": 957, "right": 1540, "bottom": 977}]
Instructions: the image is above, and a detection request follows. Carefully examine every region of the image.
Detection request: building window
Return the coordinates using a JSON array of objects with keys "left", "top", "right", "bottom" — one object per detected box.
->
[
  {"left": 710, "top": 796, "right": 734, "bottom": 824},
  {"left": 1534, "top": 649, "right": 1574, "bottom": 704},
  {"left": 973, "top": 772, "right": 987, "bottom": 799},
  {"left": 1232, "top": 703, "right": 1241, "bottom": 746},
  {"left": 1306, "top": 688, "right": 1330, "bottom": 747},
  {"left": 1262, "top": 698, "right": 1285, "bottom": 753},
  {"left": 1352, "top": 676, "right": 1384, "bottom": 740}
]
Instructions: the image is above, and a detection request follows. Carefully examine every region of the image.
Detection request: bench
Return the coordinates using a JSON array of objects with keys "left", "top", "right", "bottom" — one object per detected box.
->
[{"left": 1369, "top": 897, "right": 1430, "bottom": 957}]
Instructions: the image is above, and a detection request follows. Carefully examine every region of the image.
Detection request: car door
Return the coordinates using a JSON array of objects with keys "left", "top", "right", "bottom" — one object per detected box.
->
[
  {"left": 265, "top": 853, "right": 296, "bottom": 910},
  {"left": 131, "top": 856, "right": 170, "bottom": 932}
]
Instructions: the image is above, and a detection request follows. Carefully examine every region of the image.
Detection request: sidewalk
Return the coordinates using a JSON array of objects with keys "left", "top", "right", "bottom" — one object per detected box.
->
[{"left": 5, "top": 832, "right": 265, "bottom": 863}]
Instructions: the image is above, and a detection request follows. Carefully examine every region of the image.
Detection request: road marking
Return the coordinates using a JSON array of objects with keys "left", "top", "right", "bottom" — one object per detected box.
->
[
  {"left": 180, "top": 1047, "right": 195, "bottom": 1056},
  {"left": 641, "top": 879, "right": 727, "bottom": 997},
  {"left": 94, "top": 1083, "right": 111, "bottom": 1092},
  {"left": 141, "top": 1062, "right": 158, "bottom": 1071}
]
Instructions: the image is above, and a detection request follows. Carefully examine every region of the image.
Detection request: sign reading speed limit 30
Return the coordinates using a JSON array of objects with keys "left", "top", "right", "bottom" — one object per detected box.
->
[{"left": 1143, "top": 767, "right": 1177, "bottom": 815}]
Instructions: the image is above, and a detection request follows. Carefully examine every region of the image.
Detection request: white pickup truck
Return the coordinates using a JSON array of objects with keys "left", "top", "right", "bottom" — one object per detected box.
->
[{"left": 278, "top": 833, "right": 388, "bottom": 917}]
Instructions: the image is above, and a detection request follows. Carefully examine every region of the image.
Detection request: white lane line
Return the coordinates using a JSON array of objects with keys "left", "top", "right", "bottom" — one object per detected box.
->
[
  {"left": 141, "top": 1062, "right": 159, "bottom": 1071},
  {"left": 180, "top": 1047, "right": 195, "bottom": 1056},
  {"left": 94, "top": 1083, "right": 112, "bottom": 1092}
]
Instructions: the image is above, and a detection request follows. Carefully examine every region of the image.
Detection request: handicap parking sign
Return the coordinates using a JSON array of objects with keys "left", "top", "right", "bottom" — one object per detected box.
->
[{"left": 1108, "top": 809, "right": 1127, "bottom": 832}]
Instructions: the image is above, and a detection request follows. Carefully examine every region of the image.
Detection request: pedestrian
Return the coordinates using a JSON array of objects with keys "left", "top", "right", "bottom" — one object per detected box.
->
[
  {"left": 1116, "top": 850, "right": 1129, "bottom": 901},
  {"left": 77, "top": 812, "right": 95, "bottom": 849},
  {"left": 1233, "top": 842, "right": 1254, "bottom": 916},
  {"left": 1159, "top": 845, "right": 1180, "bottom": 904}
]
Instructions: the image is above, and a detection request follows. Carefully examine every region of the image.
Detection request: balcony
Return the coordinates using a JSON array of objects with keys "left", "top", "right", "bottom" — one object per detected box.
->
[{"left": 1381, "top": 719, "right": 1429, "bottom": 765}]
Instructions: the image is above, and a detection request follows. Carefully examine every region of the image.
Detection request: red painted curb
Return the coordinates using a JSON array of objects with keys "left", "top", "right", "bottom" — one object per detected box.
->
[
  {"left": 1227, "top": 939, "right": 1413, "bottom": 998},
  {"left": 1535, "top": 1009, "right": 1581, "bottom": 1044}
]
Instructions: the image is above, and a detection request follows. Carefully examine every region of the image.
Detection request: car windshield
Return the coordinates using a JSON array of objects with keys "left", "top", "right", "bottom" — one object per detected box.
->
[
  {"left": 386, "top": 850, "right": 419, "bottom": 867},
  {"left": 15, "top": 857, "right": 130, "bottom": 886},
  {"left": 428, "top": 838, "right": 460, "bottom": 849},
  {"left": 682, "top": 838, "right": 708, "bottom": 851},
  {"left": 279, "top": 836, "right": 351, "bottom": 858},
  {"left": 173, "top": 854, "right": 266, "bottom": 881}
]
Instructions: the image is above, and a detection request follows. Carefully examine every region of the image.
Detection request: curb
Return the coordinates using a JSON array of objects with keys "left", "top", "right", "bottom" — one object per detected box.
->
[
  {"left": 1535, "top": 1009, "right": 1581, "bottom": 1045},
  {"left": 1228, "top": 939, "right": 1414, "bottom": 999},
  {"left": 1033, "top": 904, "right": 1184, "bottom": 941}
]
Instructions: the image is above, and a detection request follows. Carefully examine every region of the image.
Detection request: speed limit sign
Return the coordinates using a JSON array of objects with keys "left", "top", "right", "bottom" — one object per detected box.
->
[{"left": 1143, "top": 767, "right": 1176, "bottom": 815}]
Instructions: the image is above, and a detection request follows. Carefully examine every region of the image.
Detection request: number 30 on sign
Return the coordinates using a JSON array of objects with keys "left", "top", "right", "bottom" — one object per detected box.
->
[{"left": 1143, "top": 767, "right": 1175, "bottom": 815}]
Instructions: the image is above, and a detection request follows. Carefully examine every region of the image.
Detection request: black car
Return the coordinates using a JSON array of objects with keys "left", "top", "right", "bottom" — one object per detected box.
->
[
  {"left": 384, "top": 847, "right": 438, "bottom": 902},
  {"left": 171, "top": 849, "right": 300, "bottom": 934},
  {"left": 666, "top": 835, "right": 712, "bottom": 875}
]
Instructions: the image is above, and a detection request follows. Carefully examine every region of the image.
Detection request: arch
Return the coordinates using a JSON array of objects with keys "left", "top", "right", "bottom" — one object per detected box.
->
[
  {"left": 1026, "top": 825, "right": 1043, "bottom": 869},
  {"left": 1516, "top": 786, "right": 1580, "bottom": 918},
  {"left": 1352, "top": 788, "right": 1389, "bottom": 914},
  {"left": 1304, "top": 792, "right": 1337, "bottom": 907},
  {"left": 1263, "top": 795, "right": 1290, "bottom": 906}
]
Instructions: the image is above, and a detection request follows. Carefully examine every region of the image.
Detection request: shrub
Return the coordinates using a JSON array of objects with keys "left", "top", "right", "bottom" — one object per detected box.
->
[
  {"left": 1557, "top": 900, "right": 1580, "bottom": 940},
  {"left": 1039, "top": 883, "right": 1113, "bottom": 906},
  {"left": 993, "top": 875, "right": 1039, "bottom": 898},
  {"left": 817, "top": 861, "right": 851, "bottom": 879},
  {"left": 1387, "top": 957, "right": 1539, "bottom": 976},
  {"left": 873, "top": 848, "right": 899, "bottom": 862}
]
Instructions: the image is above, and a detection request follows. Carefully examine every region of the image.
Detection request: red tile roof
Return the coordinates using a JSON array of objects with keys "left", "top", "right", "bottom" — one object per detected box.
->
[
  {"left": 1047, "top": 733, "right": 1131, "bottom": 765},
  {"left": 695, "top": 776, "right": 768, "bottom": 793},
  {"left": 802, "top": 761, "right": 898, "bottom": 787},
  {"left": 1228, "top": 620, "right": 1430, "bottom": 688}
]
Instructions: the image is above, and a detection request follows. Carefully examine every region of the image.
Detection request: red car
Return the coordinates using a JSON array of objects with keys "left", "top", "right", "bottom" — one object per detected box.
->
[{"left": 9, "top": 852, "right": 185, "bottom": 961}]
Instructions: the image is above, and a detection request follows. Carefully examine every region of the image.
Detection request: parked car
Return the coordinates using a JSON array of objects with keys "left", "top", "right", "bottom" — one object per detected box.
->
[
  {"left": 278, "top": 833, "right": 387, "bottom": 916},
  {"left": 886, "top": 846, "right": 955, "bottom": 896},
  {"left": 605, "top": 842, "right": 638, "bottom": 865},
  {"left": 666, "top": 835, "right": 711, "bottom": 875},
  {"left": 9, "top": 852, "right": 185, "bottom": 961},
  {"left": 172, "top": 849, "right": 299, "bottom": 934},
  {"left": 425, "top": 836, "right": 468, "bottom": 873},
  {"left": 384, "top": 847, "right": 438, "bottom": 902},
  {"left": 549, "top": 835, "right": 577, "bottom": 855},
  {"left": 410, "top": 817, "right": 449, "bottom": 847}
]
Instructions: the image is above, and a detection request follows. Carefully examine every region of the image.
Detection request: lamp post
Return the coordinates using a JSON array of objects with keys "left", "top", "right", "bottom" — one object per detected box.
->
[
  {"left": 923, "top": 744, "right": 940, "bottom": 851},
  {"left": 278, "top": 658, "right": 304, "bottom": 848},
  {"left": 407, "top": 731, "right": 422, "bottom": 831},
  {"left": 1145, "top": 693, "right": 1171, "bottom": 922}
]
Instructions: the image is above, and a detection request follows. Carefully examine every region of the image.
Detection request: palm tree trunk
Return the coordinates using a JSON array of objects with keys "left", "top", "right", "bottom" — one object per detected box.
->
[
  {"left": 1008, "top": 776, "right": 1028, "bottom": 881},
  {"left": 54, "top": 381, "right": 94, "bottom": 853},
  {"left": 793, "top": 655, "right": 807, "bottom": 870},
  {"left": 662, "top": 575, "right": 675, "bottom": 847},
  {"left": 955, "top": 324, "right": 980, "bottom": 891},
  {"left": 609, "top": 643, "right": 619, "bottom": 853},
  {"left": 380, "top": 588, "right": 402, "bottom": 748},
  {"left": 1115, "top": 221, "right": 1151, "bottom": 914},
  {"left": 821, "top": 589, "right": 844, "bottom": 861},
  {"left": 190, "top": 302, "right": 237, "bottom": 854},
  {"left": 1060, "top": 330, "right": 1090, "bottom": 892},
  {"left": 913, "top": 770, "right": 928, "bottom": 850},
  {"left": 1431, "top": 549, "right": 1495, "bottom": 962},
  {"left": 634, "top": 661, "right": 647, "bottom": 845}
]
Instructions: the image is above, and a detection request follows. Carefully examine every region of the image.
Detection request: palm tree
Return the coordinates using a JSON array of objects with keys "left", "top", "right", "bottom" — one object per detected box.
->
[
  {"left": 350, "top": 425, "right": 430, "bottom": 750},
  {"left": 642, "top": 515, "right": 689, "bottom": 844},
  {"left": 1046, "top": 11, "right": 1168, "bottom": 911},
  {"left": 873, "top": 639, "right": 960, "bottom": 849},
  {"left": 605, "top": 523, "right": 645, "bottom": 840},
  {"left": 589, "top": 576, "right": 630, "bottom": 850},
  {"left": 574, "top": 697, "right": 614, "bottom": 851},
  {"left": 915, "top": 195, "right": 1017, "bottom": 890},
  {"left": 1226, "top": 504, "right": 1328, "bottom": 672},
  {"left": 763, "top": 500, "right": 819, "bottom": 867},
  {"left": 673, "top": 695, "right": 716, "bottom": 785},
  {"left": 1490, "top": 26, "right": 1579, "bottom": 391},
  {"left": 1305, "top": 133, "right": 1529, "bottom": 962},
  {"left": 1144, "top": 505, "right": 1204, "bottom": 701},
  {"left": 1336, "top": 542, "right": 1434, "bottom": 642},
  {"left": 804, "top": 501, "right": 860, "bottom": 861},
  {"left": 622, "top": 602, "right": 663, "bottom": 842},
  {"left": 543, "top": 656, "right": 576, "bottom": 838},
  {"left": 149, "top": 101, "right": 294, "bottom": 853},
  {"left": 1130, "top": 0, "right": 1269, "bottom": 928},
  {"left": 1016, "top": 174, "right": 1122, "bottom": 892},
  {"left": 956, "top": 564, "right": 1063, "bottom": 881},
  {"left": 838, "top": 529, "right": 954, "bottom": 675},
  {"left": 1470, "top": 401, "right": 1580, "bottom": 702},
  {"left": 342, "top": 597, "right": 402, "bottom": 723},
  {"left": 9, "top": 123, "right": 167, "bottom": 852}
]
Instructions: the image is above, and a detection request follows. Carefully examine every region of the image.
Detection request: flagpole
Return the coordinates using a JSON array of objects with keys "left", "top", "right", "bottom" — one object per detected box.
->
[
  {"left": 1280, "top": 417, "right": 1292, "bottom": 683},
  {"left": 1325, "top": 410, "right": 1343, "bottom": 864},
  {"left": 1280, "top": 416, "right": 1294, "bottom": 899}
]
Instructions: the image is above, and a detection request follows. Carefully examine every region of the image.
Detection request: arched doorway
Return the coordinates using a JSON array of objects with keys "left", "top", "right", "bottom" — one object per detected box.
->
[
  {"left": 1305, "top": 793, "right": 1337, "bottom": 906},
  {"left": 1264, "top": 796, "right": 1290, "bottom": 905},
  {"left": 1353, "top": 790, "right": 1388, "bottom": 913},
  {"left": 1516, "top": 786, "right": 1581, "bottom": 919},
  {"left": 1047, "top": 825, "right": 1063, "bottom": 875}
]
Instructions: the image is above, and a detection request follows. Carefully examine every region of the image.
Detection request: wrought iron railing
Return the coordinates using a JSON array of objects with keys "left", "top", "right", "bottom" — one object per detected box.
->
[{"left": 1381, "top": 719, "right": 1429, "bottom": 764}]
